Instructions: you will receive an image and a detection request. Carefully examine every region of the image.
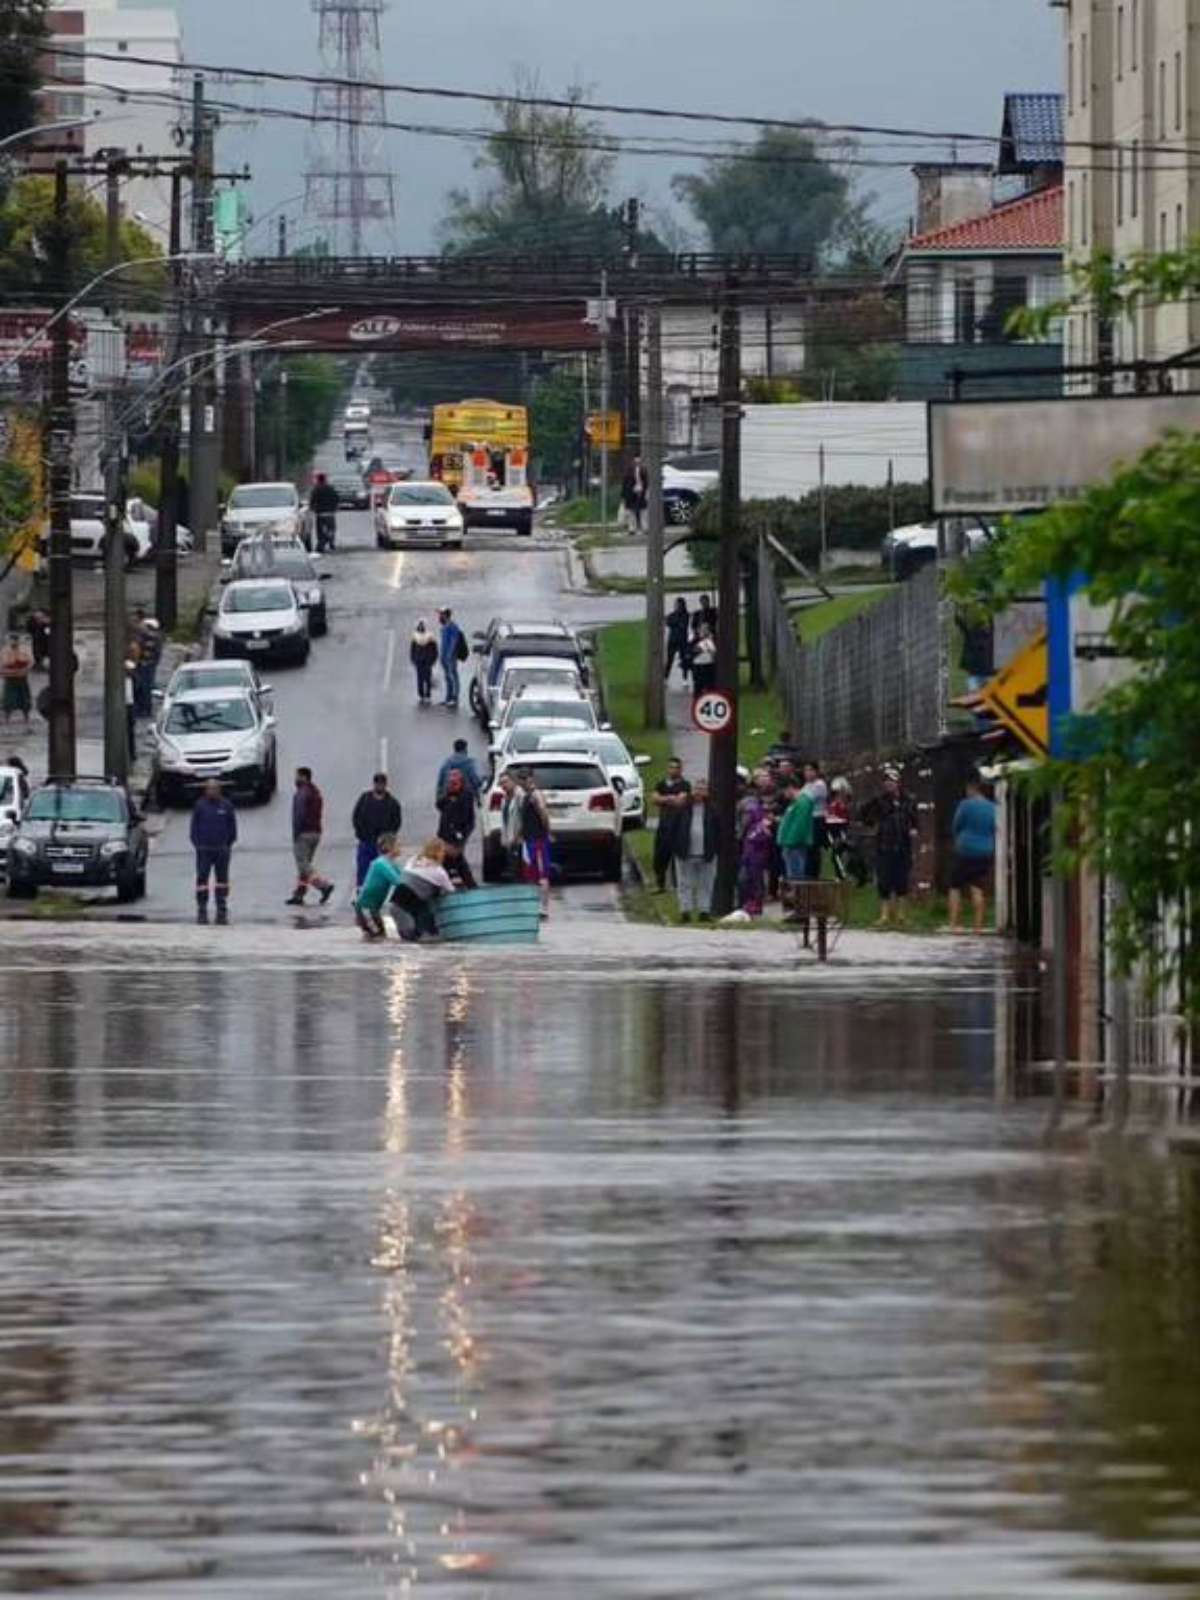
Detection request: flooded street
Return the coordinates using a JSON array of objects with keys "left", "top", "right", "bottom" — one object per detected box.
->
[{"left": 2, "top": 945, "right": 1200, "bottom": 1596}]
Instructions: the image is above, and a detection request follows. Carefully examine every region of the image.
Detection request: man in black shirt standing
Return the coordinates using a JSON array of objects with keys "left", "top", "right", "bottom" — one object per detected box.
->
[
  {"left": 652, "top": 756, "right": 692, "bottom": 894},
  {"left": 352, "top": 771, "right": 403, "bottom": 888}
]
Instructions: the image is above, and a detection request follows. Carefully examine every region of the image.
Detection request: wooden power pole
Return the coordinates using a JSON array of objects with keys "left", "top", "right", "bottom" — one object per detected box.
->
[
  {"left": 643, "top": 306, "right": 665, "bottom": 728},
  {"left": 710, "top": 275, "right": 742, "bottom": 917},
  {"left": 46, "top": 161, "right": 77, "bottom": 779}
]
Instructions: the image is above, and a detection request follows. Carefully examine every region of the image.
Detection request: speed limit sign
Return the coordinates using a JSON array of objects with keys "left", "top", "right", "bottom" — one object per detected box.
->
[{"left": 692, "top": 690, "right": 735, "bottom": 735}]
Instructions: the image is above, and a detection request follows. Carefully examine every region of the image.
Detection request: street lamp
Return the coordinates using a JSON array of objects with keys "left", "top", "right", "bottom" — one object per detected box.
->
[
  {"left": 0, "top": 116, "right": 96, "bottom": 155},
  {"left": 0, "top": 253, "right": 217, "bottom": 381}
]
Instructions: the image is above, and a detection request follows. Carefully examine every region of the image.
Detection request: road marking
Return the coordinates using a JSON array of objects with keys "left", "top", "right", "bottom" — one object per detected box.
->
[
  {"left": 382, "top": 628, "right": 396, "bottom": 691},
  {"left": 390, "top": 551, "right": 406, "bottom": 590},
  {"left": 379, "top": 735, "right": 389, "bottom": 773}
]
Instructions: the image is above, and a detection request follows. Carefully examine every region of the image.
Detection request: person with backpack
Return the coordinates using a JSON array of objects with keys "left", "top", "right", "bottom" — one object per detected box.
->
[{"left": 437, "top": 606, "right": 469, "bottom": 709}]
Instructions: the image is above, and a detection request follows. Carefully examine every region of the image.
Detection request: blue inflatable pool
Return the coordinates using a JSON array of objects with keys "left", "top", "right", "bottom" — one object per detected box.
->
[{"left": 434, "top": 885, "right": 542, "bottom": 945}]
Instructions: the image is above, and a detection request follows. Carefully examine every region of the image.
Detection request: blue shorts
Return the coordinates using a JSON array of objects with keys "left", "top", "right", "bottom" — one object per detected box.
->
[{"left": 522, "top": 838, "right": 551, "bottom": 882}]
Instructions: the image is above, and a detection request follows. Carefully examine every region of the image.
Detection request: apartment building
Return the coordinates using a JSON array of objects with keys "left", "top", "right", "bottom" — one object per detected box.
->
[
  {"left": 43, "top": 0, "right": 183, "bottom": 240},
  {"left": 1064, "top": 0, "right": 1200, "bottom": 379}
]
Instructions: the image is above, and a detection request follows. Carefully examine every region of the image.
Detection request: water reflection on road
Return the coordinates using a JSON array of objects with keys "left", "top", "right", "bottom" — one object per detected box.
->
[{"left": 2, "top": 958, "right": 1200, "bottom": 1596}]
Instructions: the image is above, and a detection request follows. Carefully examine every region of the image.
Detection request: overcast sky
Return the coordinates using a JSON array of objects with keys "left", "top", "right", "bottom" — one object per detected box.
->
[{"left": 176, "top": 0, "right": 1063, "bottom": 255}]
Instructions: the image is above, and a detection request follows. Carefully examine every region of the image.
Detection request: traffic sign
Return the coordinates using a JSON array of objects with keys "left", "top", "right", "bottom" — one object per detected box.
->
[
  {"left": 979, "top": 628, "right": 1048, "bottom": 759},
  {"left": 692, "top": 690, "right": 735, "bottom": 735},
  {"left": 585, "top": 411, "right": 623, "bottom": 449}
]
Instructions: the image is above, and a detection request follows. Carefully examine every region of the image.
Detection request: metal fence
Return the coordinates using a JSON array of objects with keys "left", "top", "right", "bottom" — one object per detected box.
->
[{"left": 764, "top": 562, "right": 946, "bottom": 765}]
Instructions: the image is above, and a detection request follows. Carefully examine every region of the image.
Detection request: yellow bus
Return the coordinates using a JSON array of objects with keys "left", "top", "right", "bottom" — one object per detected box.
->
[{"left": 430, "top": 398, "right": 529, "bottom": 493}]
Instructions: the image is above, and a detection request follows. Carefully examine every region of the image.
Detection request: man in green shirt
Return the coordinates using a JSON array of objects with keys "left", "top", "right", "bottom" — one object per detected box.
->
[{"left": 777, "top": 779, "right": 815, "bottom": 883}]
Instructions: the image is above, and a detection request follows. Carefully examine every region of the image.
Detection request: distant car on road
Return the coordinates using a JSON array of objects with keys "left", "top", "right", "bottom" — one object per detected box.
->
[
  {"left": 374, "top": 481, "right": 464, "bottom": 549},
  {"left": 220, "top": 482, "right": 305, "bottom": 555},
  {"left": 225, "top": 535, "right": 329, "bottom": 636},
  {"left": 469, "top": 619, "right": 591, "bottom": 728},
  {"left": 662, "top": 461, "right": 718, "bottom": 526},
  {"left": 329, "top": 473, "right": 370, "bottom": 511},
  {"left": 156, "top": 658, "right": 273, "bottom": 717},
  {"left": 212, "top": 578, "right": 311, "bottom": 665},
  {"left": 7, "top": 777, "right": 148, "bottom": 903},
  {"left": 482, "top": 752, "right": 624, "bottom": 884},
  {"left": 151, "top": 686, "right": 278, "bottom": 806}
]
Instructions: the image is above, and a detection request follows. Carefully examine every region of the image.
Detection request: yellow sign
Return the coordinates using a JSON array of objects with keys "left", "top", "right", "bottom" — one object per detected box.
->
[
  {"left": 979, "top": 628, "right": 1049, "bottom": 759},
  {"left": 586, "top": 411, "right": 623, "bottom": 449}
]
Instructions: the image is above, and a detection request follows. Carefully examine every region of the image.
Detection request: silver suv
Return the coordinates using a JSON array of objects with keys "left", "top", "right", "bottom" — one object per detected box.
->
[{"left": 151, "top": 686, "right": 278, "bottom": 805}]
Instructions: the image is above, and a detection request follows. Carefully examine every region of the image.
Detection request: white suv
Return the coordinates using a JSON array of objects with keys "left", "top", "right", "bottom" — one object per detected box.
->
[{"left": 483, "top": 752, "right": 624, "bottom": 884}]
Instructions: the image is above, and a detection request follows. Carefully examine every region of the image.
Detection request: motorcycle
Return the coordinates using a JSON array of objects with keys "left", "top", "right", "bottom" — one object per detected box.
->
[{"left": 315, "top": 511, "right": 337, "bottom": 553}]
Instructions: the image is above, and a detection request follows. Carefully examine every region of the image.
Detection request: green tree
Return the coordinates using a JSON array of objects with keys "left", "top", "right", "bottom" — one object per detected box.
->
[
  {"left": 256, "top": 356, "right": 343, "bottom": 477},
  {"left": 0, "top": 174, "right": 163, "bottom": 300},
  {"left": 529, "top": 365, "right": 584, "bottom": 481},
  {"left": 440, "top": 74, "right": 666, "bottom": 258},
  {"left": 673, "top": 127, "right": 861, "bottom": 265},
  {"left": 689, "top": 481, "right": 928, "bottom": 575},
  {"left": 967, "top": 244, "right": 1200, "bottom": 1033},
  {"left": 0, "top": 0, "right": 48, "bottom": 145}
]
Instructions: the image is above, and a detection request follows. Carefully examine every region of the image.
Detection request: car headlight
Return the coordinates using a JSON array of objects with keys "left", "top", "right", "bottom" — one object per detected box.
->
[
  {"left": 156, "top": 737, "right": 189, "bottom": 769},
  {"left": 100, "top": 840, "right": 128, "bottom": 858},
  {"left": 12, "top": 837, "right": 37, "bottom": 855}
]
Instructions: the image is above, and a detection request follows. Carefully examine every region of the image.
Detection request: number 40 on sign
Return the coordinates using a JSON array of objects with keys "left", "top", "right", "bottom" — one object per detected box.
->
[{"left": 692, "top": 690, "right": 735, "bottom": 735}]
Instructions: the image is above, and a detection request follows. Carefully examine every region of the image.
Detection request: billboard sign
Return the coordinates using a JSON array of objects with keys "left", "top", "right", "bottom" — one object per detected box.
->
[
  {"left": 929, "top": 394, "right": 1200, "bottom": 516},
  {"left": 237, "top": 304, "right": 601, "bottom": 353}
]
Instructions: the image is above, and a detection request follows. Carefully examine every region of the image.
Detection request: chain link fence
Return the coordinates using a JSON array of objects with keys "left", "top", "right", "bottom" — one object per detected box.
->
[{"left": 765, "top": 562, "right": 947, "bottom": 765}]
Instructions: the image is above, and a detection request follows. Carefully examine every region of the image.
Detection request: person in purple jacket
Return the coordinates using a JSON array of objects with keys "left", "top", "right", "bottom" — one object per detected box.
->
[{"left": 190, "top": 778, "right": 238, "bottom": 925}]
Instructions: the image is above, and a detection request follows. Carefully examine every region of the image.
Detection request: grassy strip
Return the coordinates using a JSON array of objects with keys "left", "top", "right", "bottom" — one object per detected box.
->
[{"left": 792, "top": 588, "right": 887, "bottom": 642}]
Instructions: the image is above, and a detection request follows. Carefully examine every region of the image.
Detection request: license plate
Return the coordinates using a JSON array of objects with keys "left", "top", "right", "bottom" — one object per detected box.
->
[
  {"left": 245, "top": 640, "right": 269, "bottom": 651},
  {"left": 52, "top": 862, "right": 86, "bottom": 874},
  {"left": 486, "top": 509, "right": 506, "bottom": 518}
]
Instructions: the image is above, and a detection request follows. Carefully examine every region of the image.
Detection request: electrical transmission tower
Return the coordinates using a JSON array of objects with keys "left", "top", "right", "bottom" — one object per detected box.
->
[{"left": 304, "top": 0, "right": 395, "bottom": 255}]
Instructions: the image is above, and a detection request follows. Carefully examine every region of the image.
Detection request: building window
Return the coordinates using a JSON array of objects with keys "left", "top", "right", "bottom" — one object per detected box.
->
[
  {"left": 1130, "top": 139, "right": 1138, "bottom": 218},
  {"left": 1082, "top": 31, "right": 1089, "bottom": 107},
  {"left": 1176, "top": 52, "right": 1183, "bottom": 130},
  {"left": 954, "top": 271, "right": 978, "bottom": 345},
  {"left": 1160, "top": 61, "right": 1167, "bottom": 139},
  {"left": 1132, "top": 0, "right": 1139, "bottom": 70},
  {"left": 1117, "top": 6, "right": 1124, "bottom": 79},
  {"left": 1082, "top": 171, "right": 1089, "bottom": 245}
]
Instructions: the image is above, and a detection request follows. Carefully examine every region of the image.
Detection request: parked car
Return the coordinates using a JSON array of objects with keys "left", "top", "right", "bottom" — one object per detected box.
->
[
  {"left": 212, "top": 578, "right": 310, "bottom": 665},
  {"left": 488, "top": 714, "right": 605, "bottom": 774},
  {"left": 220, "top": 482, "right": 305, "bottom": 556},
  {"left": 225, "top": 535, "right": 329, "bottom": 636},
  {"left": 156, "top": 658, "right": 273, "bottom": 717},
  {"left": 662, "top": 461, "right": 718, "bottom": 526},
  {"left": 881, "top": 519, "right": 993, "bottom": 580},
  {"left": 491, "top": 686, "right": 600, "bottom": 741},
  {"left": 469, "top": 619, "right": 591, "bottom": 729},
  {"left": 7, "top": 777, "right": 148, "bottom": 902},
  {"left": 483, "top": 752, "right": 624, "bottom": 883},
  {"left": 491, "top": 654, "right": 588, "bottom": 727},
  {"left": 330, "top": 473, "right": 371, "bottom": 511},
  {"left": 375, "top": 481, "right": 464, "bottom": 549},
  {"left": 532, "top": 730, "right": 651, "bottom": 829},
  {"left": 151, "top": 686, "right": 278, "bottom": 805},
  {"left": 0, "top": 764, "right": 27, "bottom": 876}
]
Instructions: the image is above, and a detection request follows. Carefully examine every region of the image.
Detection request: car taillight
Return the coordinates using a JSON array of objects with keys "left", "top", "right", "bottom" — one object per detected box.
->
[
  {"left": 489, "top": 791, "right": 503, "bottom": 811},
  {"left": 589, "top": 792, "right": 616, "bottom": 812}
]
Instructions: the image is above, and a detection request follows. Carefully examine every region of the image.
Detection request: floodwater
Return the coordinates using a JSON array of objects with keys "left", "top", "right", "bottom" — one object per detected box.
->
[{"left": 2, "top": 954, "right": 1200, "bottom": 1597}]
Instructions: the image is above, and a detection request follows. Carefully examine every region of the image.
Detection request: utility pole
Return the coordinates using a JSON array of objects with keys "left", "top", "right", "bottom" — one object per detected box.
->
[
  {"left": 278, "top": 213, "right": 287, "bottom": 259},
  {"left": 47, "top": 161, "right": 77, "bottom": 779},
  {"left": 156, "top": 166, "right": 184, "bottom": 630},
  {"left": 277, "top": 367, "right": 289, "bottom": 477},
  {"left": 188, "top": 74, "right": 219, "bottom": 552},
  {"left": 643, "top": 306, "right": 665, "bottom": 729},
  {"left": 623, "top": 199, "right": 642, "bottom": 465},
  {"left": 599, "top": 269, "right": 611, "bottom": 529},
  {"left": 710, "top": 275, "right": 742, "bottom": 917},
  {"left": 103, "top": 149, "right": 129, "bottom": 782}
]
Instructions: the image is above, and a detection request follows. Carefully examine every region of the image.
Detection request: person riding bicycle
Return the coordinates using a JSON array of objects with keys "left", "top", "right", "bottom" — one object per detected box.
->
[{"left": 308, "top": 473, "right": 339, "bottom": 551}]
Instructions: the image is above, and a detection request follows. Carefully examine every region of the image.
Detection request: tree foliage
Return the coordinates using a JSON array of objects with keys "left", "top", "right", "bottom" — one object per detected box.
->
[
  {"left": 256, "top": 356, "right": 344, "bottom": 477},
  {"left": 0, "top": 175, "right": 164, "bottom": 301},
  {"left": 673, "top": 127, "right": 868, "bottom": 265},
  {"left": 0, "top": 0, "right": 48, "bottom": 145},
  {"left": 441, "top": 75, "right": 631, "bottom": 258},
  {"left": 529, "top": 365, "right": 583, "bottom": 481},
  {"left": 960, "top": 434, "right": 1200, "bottom": 1025}
]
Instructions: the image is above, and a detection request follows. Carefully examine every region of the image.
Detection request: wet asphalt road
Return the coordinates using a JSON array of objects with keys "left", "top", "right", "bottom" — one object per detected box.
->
[{"left": 142, "top": 419, "right": 638, "bottom": 925}]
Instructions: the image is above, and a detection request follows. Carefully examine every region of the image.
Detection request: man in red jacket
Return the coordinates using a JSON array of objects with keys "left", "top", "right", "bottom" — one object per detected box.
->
[{"left": 287, "top": 765, "right": 336, "bottom": 906}]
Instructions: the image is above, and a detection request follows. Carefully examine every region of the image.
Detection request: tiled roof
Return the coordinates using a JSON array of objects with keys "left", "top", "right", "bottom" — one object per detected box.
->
[
  {"left": 905, "top": 184, "right": 1063, "bottom": 254},
  {"left": 997, "top": 92, "right": 1064, "bottom": 173}
]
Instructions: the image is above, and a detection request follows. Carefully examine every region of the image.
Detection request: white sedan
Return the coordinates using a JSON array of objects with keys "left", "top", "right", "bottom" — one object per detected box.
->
[
  {"left": 375, "top": 481, "right": 464, "bottom": 549},
  {"left": 531, "top": 730, "right": 651, "bottom": 829}
]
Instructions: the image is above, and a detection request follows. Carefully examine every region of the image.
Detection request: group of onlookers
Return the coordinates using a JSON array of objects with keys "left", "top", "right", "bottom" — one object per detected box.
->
[
  {"left": 650, "top": 734, "right": 998, "bottom": 930},
  {"left": 663, "top": 596, "right": 719, "bottom": 696}
]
